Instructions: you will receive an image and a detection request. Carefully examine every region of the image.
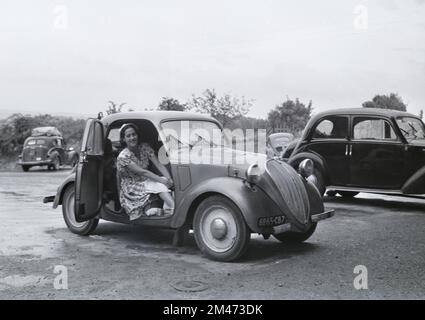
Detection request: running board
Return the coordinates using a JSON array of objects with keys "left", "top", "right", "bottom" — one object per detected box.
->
[{"left": 327, "top": 186, "right": 425, "bottom": 200}]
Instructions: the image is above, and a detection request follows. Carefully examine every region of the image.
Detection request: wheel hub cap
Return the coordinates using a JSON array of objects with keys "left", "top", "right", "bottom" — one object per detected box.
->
[{"left": 210, "top": 218, "right": 227, "bottom": 240}]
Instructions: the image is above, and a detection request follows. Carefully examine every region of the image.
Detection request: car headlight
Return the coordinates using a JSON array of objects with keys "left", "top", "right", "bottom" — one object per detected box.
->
[
  {"left": 298, "top": 159, "right": 314, "bottom": 178},
  {"left": 246, "top": 163, "right": 261, "bottom": 184}
]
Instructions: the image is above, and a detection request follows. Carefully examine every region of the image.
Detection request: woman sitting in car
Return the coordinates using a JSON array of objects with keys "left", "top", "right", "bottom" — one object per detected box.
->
[{"left": 117, "top": 123, "right": 174, "bottom": 220}]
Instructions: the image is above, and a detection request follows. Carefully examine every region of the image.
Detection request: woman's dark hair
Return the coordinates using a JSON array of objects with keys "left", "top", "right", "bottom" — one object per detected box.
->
[{"left": 119, "top": 123, "right": 139, "bottom": 147}]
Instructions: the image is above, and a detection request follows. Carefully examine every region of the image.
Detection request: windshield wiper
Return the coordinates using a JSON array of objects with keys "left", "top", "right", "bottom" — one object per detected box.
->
[
  {"left": 192, "top": 133, "right": 218, "bottom": 148},
  {"left": 166, "top": 134, "right": 192, "bottom": 149}
]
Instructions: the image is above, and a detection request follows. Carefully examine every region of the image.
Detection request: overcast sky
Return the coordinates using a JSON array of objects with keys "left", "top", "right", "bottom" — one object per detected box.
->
[{"left": 1, "top": 0, "right": 424, "bottom": 119}]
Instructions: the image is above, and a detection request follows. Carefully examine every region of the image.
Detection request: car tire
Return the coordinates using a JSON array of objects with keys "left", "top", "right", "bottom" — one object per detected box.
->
[
  {"left": 337, "top": 191, "right": 359, "bottom": 198},
  {"left": 193, "top": 195, "right": 250, "bottom": 262},
  {"left": 62, "top": 185, "right": 99, "bottom": 236},
  {"left": 52, "top": 157, "right": 60, "bottom": 171},
  {"left": 22, "top": 165, "right": 30, "bottom": 172},
  {"left": 71, "top": 156, "right": 79, "bottom": 168},
  {"left": 273, "top": 222, "right": 317, "bottom": 243},
  {"left": 308, "top": 168, "right": 326, "bottom": 196},
  {"left": 326, "top": 190, "right": 337, "bottom": 197}
]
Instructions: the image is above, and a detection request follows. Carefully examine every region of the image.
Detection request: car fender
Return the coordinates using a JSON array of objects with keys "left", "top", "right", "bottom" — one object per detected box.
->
[
  {"left": 47, "top": 148, "right": 61, "bottom": 162},
  {"left": 66, "top": 150, "right": 79, "bottom": 164},
  {"left": 303, "top": 178, "right": 325, "bottom": 215},
  {"left": 52, "top": 173, "right": 76, "bottom": 208},
  {"left": 171, "top": 177, "right": 279, "bottom": 232},
  {"left": 288, "top": 151, "right": 329, "bottom": 184},
  {"left": 402, "top": 165, "right": 425, "bottom": 194}
]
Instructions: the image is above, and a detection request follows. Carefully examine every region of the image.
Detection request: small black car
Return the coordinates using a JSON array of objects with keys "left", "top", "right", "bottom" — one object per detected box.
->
[
  {"left": 283, "top": 108, "right": 425, "bottom": 198},
  {"left": 17, "top": 127, "right": 79, "bottom": 171}
]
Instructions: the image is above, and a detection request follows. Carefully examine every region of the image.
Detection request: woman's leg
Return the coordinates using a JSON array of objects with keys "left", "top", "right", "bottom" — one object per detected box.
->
[{"left": 159, "top": 192, "right": 174, "bottom": 210}]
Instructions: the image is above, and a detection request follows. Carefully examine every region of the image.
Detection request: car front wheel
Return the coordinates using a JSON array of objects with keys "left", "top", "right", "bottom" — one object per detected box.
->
[
  {"left": 193, "top": 195, "right": 250, "bottom": 262},
  {"left": 62, "top": 185, "right": 99, "bottom": 235},
  {"left": 273, "top": 222, "right": 317, "bottom": 243}
]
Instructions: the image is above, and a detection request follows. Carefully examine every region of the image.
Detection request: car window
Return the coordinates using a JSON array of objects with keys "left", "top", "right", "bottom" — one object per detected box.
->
[
  {"left": 312, "top": 116, "right": 348, "bottom": 139},
  {"left": 161, "top": 120, "right": 227, "bottom": 152},
  {"left": 396, "top": 117, "right": 425, "bottom": 141},
  {"left": 353, "top": 117, "right": 397, "bottom": 141},
  {"left": 86, "top": 121, "right": 104, "bottom": 155},
  {"left": 26, "top": 139, "right": 46, "bottom": 146},
  {"left": 107, "top": 128, "right": 120, "bottom": 145}
]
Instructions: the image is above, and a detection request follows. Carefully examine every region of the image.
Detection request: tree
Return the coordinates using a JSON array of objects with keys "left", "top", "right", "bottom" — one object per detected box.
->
[
  {"left": 362, "top": 93, "right": 407, "bottom": 111},
  {"left": 106, "top": 101, "right": 127, "bottom": 115},
  {"left": 267, "top": 98, "right": 313, "bottom": 135},
  {"left": 419, "top": 109, "right": 423, "bottom": 120},
  {"left": 157, "top": 97, "right": 187, "bottom": 111},
  {"left": 188, "top": 89, "right": 252, "bottom": 127}
]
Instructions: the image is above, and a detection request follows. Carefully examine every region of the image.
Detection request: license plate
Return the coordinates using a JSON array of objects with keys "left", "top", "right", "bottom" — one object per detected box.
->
[
  {"left": 258, "top": 215, "right": 285, "bottom": 227},
  {"left": 36, "top": 157, "right": 41, "bottom": 161}
]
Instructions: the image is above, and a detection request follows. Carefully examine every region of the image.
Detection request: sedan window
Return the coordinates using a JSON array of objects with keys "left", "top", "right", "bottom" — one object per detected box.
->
[
  {"left": 353, "top": 118, "right": 397, "bottom": 141},
  {"left": 396, "top": 117, "right": 425, "bottom": 141},
  {"left": 312, "top": 116, "right": 348, "bottom": 140}
]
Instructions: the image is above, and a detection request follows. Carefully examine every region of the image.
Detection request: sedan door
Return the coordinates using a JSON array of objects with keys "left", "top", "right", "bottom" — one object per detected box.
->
[
  {"left": 349, "top": 116, "right": 405, "bottom": 189},
  {"left": 305, "top": 115, "right": 350, "bottom": 186}
]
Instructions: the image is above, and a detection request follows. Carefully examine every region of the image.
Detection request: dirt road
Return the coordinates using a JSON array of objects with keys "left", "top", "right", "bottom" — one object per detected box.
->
[{"left": 0, "top": 169, "right": 424, "bottom": 299}]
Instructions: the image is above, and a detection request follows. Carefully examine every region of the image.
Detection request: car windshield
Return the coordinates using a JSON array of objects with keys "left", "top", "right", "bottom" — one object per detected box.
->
[
  {"left": 161, "top": 120, "right": 227, "bottom": 152},
  {"left": 396, "top": 117, "right": 425, "bottom": 141},
  {"left": 26, "top": 139, "right": 46, "bottom": 146}
]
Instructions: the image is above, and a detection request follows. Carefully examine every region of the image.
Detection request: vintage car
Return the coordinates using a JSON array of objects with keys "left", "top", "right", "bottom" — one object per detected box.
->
[
  {"left": 283, "top": 107, "right": 425, "bottom": 198},
  {"left": 17, "top": 127, "right": 79, "bottom": 171},
  {"left": 44, "top": 111, "right": 334, "bottom": 261},
  {"left": 266, "top": 132, "right": 295, "bottom": 159}
]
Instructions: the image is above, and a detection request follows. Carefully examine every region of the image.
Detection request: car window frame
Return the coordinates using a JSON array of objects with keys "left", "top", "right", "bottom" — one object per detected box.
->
[
  {"left": 351, "top": 115, "right": 401, "bottom": 143},
  {"left": 308, "top": 115, "right": 350, "bottom": 141}
]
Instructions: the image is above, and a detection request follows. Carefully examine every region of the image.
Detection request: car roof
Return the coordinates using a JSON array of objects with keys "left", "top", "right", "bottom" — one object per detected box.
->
[
  {"left": 101, "top": 111, "right": 221, "bottom": 127},
  {"left": 311, "top": 107, "right": 418, "bottom": 120}
]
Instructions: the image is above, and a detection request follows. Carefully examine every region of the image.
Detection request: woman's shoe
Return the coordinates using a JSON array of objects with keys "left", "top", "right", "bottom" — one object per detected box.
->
[{"left": 145, "top": 207, "right": 164, "bottom": 216}]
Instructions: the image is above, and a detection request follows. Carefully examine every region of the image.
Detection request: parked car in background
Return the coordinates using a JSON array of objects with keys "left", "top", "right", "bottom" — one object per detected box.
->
[
  {"left": 284, "top": 108, "right": 425, "bottom": 198},
  {"left": 44, "top": 111, "right": 334, "bottom": 261},
  {"left": 266, "top": 132, "right": 294, "bottom": 159},
  {"left": 17, "top": 126, "right": 79, "bottom": 171}
]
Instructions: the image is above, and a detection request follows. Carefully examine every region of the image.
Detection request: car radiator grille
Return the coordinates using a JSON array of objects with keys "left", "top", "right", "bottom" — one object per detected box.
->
[
  {"left": 266, "top": 159, "right": 310, "bottom": 224},
  {"left": 23, "top": 147, "right": 46, "bottom": 161}
]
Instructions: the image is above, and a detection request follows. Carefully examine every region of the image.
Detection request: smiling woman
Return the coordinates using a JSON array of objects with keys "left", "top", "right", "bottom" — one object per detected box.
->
[{"left": 117, "top": 123, "right": 174, "bottom": 220}]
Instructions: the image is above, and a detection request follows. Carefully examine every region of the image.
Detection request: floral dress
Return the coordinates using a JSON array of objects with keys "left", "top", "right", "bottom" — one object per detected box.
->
[{"left": 117, "top": 143, "right": 169, "bottom": 219}]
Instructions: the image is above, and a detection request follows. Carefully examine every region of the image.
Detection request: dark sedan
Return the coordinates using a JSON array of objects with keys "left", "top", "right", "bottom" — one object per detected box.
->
[{"left": 284, "top": 108, "right": 425, "bottom": 198}]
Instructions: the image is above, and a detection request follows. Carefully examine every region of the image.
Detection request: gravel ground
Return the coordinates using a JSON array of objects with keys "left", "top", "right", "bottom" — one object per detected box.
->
[{"left": 0, "top": 168, "right": 424, "bottom": 299}]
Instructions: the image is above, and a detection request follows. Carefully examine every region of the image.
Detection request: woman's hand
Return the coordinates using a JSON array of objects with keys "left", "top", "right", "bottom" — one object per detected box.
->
[{"left": 159, "top": 176, "right": 174, "bottom": 188}]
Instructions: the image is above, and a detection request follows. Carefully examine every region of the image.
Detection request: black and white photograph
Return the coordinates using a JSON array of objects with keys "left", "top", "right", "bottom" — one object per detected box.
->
[{"left": 0, "top": 0, "right": 424, "bottom": 303}]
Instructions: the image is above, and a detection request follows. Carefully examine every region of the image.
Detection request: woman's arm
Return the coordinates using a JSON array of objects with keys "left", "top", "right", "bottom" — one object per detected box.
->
[
  {"left": 126, "top": 162, "right": 167, "bottom": 184},
  {"left": 149, "top": 154, "right": 172, "bottom": 180}
]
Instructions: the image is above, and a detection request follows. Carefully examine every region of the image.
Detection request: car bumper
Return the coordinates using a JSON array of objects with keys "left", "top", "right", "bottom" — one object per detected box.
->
[
  {"left": 272, "top": 209, "right": 334, "bottom": 234},
  {"left": 17, "top": 160, "right": 53, "bottom": 166}
]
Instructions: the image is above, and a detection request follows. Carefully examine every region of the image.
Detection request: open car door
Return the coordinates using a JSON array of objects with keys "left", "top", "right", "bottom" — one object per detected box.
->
[{"left": 75, "top": 119, "right": 104, "bottom": 222}]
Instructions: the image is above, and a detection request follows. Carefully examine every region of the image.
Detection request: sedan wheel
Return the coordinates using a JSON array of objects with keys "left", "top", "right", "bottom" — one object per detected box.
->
[
  {"left": 337, "top": 191, "right": 359, "bottom": 198},
  {"left": 62, "top": 185, "right": 98, "bottom": 235},
  {"left": 307, "top": 168, "right": 325, "bottom": 196},
  {"left": 193, "top": 195, "right": 250, "bottom": 262}
]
